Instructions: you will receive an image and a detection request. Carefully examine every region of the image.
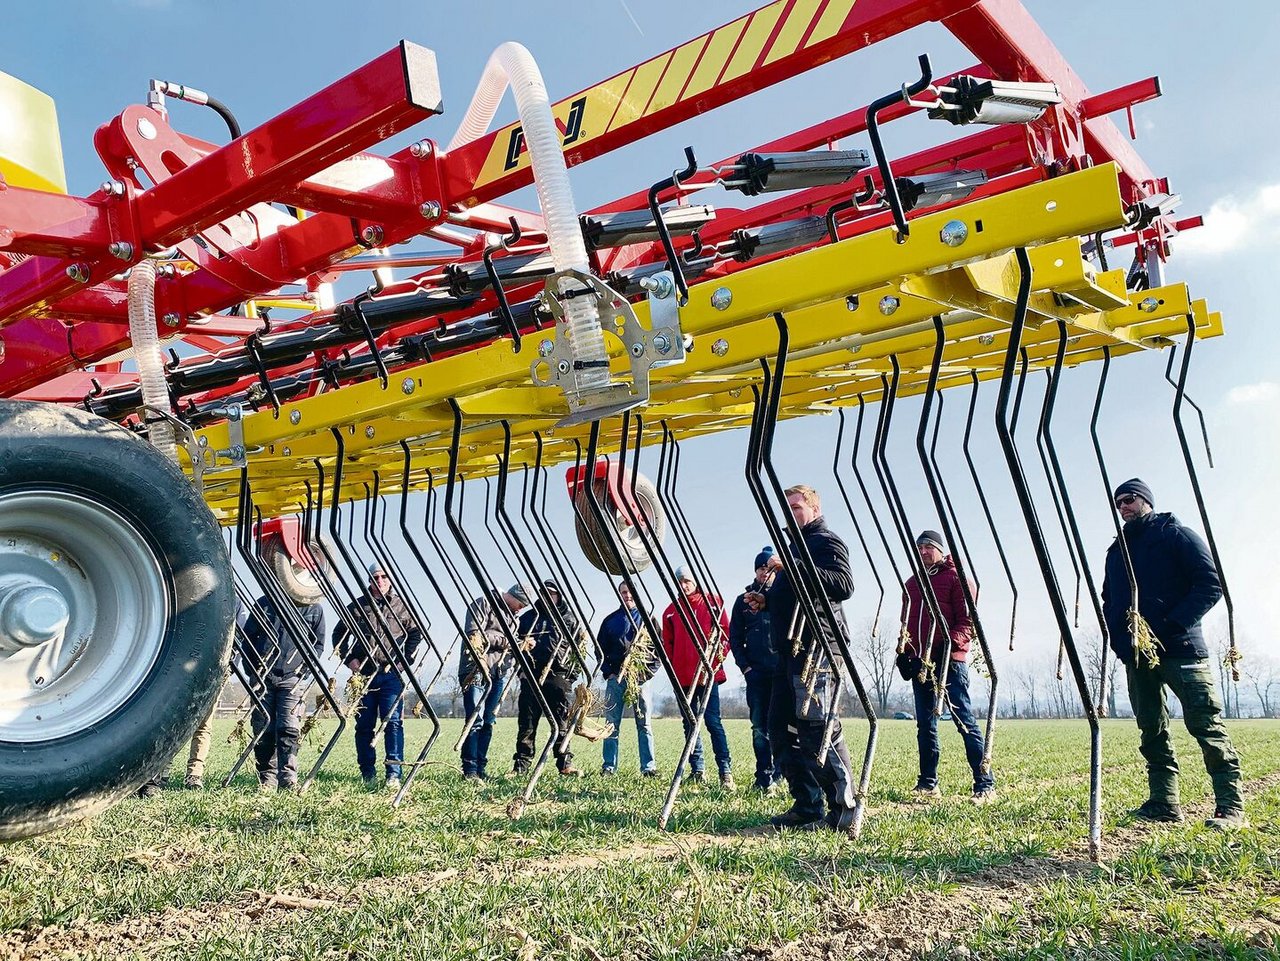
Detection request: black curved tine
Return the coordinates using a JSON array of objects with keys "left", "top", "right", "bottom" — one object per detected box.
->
[
  {"left": 1010, "top": 347, "right": 1030, "bottom": 436},
  {"left": 1039, "top": 325, "right": 1111, "bottom": 716},
  {"left": 661, "top": 421, "right": 727, "bottom": 608},
  {"left": 393, "top": 444, "right": 484, "bottom": 755},
  {"left": 916, "top": 316, "right": 998, "bottom": 774},
  {"left": 754, "top": 337, "right": 846, "bottom": 766},
  {"left": 423, "top": 468, "right": 473, "bottom": 608},
  {"left": 223, "top": 572, "right": 276, "bottom": 785},
  {"left": 1089, "top": 349, "right": 1143, "bottom": 713},
  {"left": 852, "top": 394, "right": 907, "bottom": 589},
  {"left": 996, "top": 248, "right": 1102, "bottom": 861},
  {"left": 866, "top": 53, "right": 933, "bottom": 239},
  {"left": 482, "top": 216, "right": 524, "bottom": 351},
  {"left": 929, "top": 394, "right": 979, "bottom": 597},
  {"left": 443, "top": 401, "right": 558, "bottom": 812},
  {"left": 482, "top": 476, "right": 523, "bottom": 589},
  {"left": 1170, "top": 316, "right": 1238, "bottom": 677},
  {"left": 533, "top": 439, "right": 597, "bottom": 621},
  {"left": 1034, "top": 368, "right": 1084, "bottom": 638},
  {"left": 963, "top": 373, "right": 1019, "bottom": 651},
  {"left": 752, "top": 315, "right": 877, "bottom": 834},
  {"left": 362, "top": 474, "right": 442, "bottom": 804},
  {"left": 234, "top": 474, "right": 347, "bottom": 790},
  {"left": 371, "top": 473, "right": 434, "bottom": 636},
  {"left": 832, "top": 408, "right": 886, "bottom": 637},
  {"left": 1164, "top": 343, "right": 1214, "bottom": 468},
  {"left": 873, "top": 361, "right": 954, "bottom": 707}
]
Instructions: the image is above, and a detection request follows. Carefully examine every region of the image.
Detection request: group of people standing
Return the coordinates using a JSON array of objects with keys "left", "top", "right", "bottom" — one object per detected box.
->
[{"left": 152, "top": 473, "right": 1246, "bottom": 835}]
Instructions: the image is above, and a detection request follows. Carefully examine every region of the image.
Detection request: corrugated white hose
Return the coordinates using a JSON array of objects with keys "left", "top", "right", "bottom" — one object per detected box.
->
[
  {"left": 126, "top": 260, "right": 177, "bottom": 458},
  {"left": 448, "top": 42, "right": 609, "bottom": 392}
]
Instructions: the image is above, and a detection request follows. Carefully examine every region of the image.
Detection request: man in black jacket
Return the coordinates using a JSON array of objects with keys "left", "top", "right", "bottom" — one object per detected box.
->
[
  {"left": 242, "top": 593, "right": 326, "bottom": 791},
  {"left": 730, "top": 547, "right": 780, "bottom": 792},
  {"left": 747, "top": 485, "right": 857, "bottom": 832},
  {"left": 1101, "top": 478, "right": 1244, "bottom": 830},
  {"left": 513, "top": 580, "right": 584, "bottom": 777},
  {"left": 334, "top": 562, "right": 423, "bottom": 791}
]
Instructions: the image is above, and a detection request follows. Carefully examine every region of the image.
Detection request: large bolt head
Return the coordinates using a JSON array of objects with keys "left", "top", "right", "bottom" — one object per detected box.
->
[
  {"left": 711, "top": 338, "right": 729, "bottom": 357},
  {"left": 1137, "top": 297, "right": 1160, "bottom": 313},
  {"left": 879, "top": 295, "right": 900, "bottom": 316},
  {"left": 710, "top": 287, "right": 733, "bottom": 311},
  {"left": 419, "top": 201, "right": 442, "bottom": 219},
  {"left": 289, "top": 409, "right": 302, "bottom": 426},
  {"left": 939, "top": 220, "right": 969, "bottom": 248},
  {"left": 401, "top": 378, "right": 416, "bottom": 395}
]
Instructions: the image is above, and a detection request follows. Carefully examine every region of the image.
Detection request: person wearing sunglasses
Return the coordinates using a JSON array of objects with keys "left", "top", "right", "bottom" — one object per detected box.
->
[{"left": 1101, "top": 478, "right": 1244, "bottom": 830}]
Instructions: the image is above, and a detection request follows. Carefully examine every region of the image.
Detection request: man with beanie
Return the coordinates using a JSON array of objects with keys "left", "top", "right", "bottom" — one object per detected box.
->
[
  {"left": 458, "top": 585, "right": 526, "bottom": 782},
  {"left": 1101, "top": 478, "right": 1245, "bottom": 829},
  {"left": 900, "top": 530, "right": 994, "bottom": 802},
  {"left": 746, "top": 484, "right": 858, "bottom": 832},
  {"left": 730, "top": 547, "right": 781, "bottom": 792},
  {"left": 513, "top": 580, "right": 585, "bottom": 777},
  {"left": 661, "top": 565, "right": 734, "bottom": 789},
  {"left": 334, "top": 561, "right": 422, "bottom": 792},
  {"left": 598, "top": 581, "right": 659, "bottom": 776}
]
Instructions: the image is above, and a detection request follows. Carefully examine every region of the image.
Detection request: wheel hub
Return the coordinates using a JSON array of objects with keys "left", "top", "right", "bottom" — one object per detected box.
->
[{"left": 0, "top": 583, "right": 70, "bottom": 650}]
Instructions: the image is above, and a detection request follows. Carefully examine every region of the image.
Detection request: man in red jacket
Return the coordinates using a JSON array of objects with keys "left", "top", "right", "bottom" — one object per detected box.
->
[
  {"left": 661, "top": 565, "right": 734, "bottom": 789},
  {"left": 900, "top": 530, "right": 994, "bottom": 802}
]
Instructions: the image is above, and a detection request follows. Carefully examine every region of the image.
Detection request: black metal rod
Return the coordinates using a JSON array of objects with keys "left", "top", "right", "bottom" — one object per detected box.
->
[
  {"left": 831, "top": 408, "right": 886, "bottom": 637},
  {"left": 865, "top": 54, "right": 932, "bottom": 238}
]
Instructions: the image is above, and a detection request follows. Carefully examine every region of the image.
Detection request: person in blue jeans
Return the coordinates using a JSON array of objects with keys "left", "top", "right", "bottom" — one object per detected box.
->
[
  {"left": 729, "top": 547, "right": 780, "bottom": 792},
  {"left": 661, "top": 566, "right": 734, "bottom": 789},
  {"left": 334, "top": 562, "right": 422, "bottom": 792},
  {"left": 459, "top": 584, "right": 527, "bottom": 782},
  {"left": 598, "top": 582, "right": 658, "bottom": 776},
  {"left": 900, "top": 531, "right": 994, "bottom": 802}
]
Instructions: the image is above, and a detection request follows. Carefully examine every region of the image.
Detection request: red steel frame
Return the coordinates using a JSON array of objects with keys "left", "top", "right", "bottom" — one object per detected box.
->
[{"left": 0, "top": 0, "right": 1179, "bottom": 405}]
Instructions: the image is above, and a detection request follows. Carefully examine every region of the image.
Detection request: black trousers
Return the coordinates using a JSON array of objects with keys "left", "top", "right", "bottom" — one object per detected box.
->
[
  {"left": 253, "top": 681, "right": 304, "bottom": 786},
  {"left": 768, "top": 667, "right": 856, "bottom": 819},
  {"left": 514, "top": 673, "right": 575, "bottom": 772}
]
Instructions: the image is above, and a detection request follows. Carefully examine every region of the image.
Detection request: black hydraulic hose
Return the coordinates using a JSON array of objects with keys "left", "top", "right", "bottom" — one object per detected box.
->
[
  {"left": 994, "top": 247, "right": 1101, "bottom": 862},
  {"left": 204, "top": 95, "right": 242, "bottom": 140},
  {"left": 916, "top": 315, "right": 997, "bottom": 771}
]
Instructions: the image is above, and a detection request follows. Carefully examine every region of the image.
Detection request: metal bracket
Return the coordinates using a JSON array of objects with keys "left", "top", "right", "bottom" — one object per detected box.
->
[
  {"left": 530, "top": 269, "right": 686, "bottom": 426},
  {"left": 139, "top": 404, "right": 212, "bottom": 488}
]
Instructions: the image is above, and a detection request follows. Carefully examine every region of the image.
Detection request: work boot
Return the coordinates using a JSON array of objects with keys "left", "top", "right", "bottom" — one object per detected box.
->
[
  {"left": 600, "top": 766, "right": 617, "bottom": 777},
  {"left": 685, "top": 769, "right": 706, "bottom": 785},
  {"left": 1204, "top": 807, "right": 1249, "bottom": 831},
  {"left": 135, "top": 780, "right": 163, "bottom": 800},
  {"left": 278, "top": 779, "right": 297, "bottom": 793},
  {"left": 911, "top": 782, "right": 941, "bottom": 800},
  {"left": 719, "top": 772, "right": 737, "bottom": 792},
  {"left": 463, "top": 772, "right": 484, "bottom": 785},
  {"left": 971, "top": 788, "right": 997, "bottom": 806},
  {"left": 362, "top": 776, "right": 380, "bottom": 792},
  {"left": 559, "top": 765, "right": 584, "bottom": 778},
  {"left": 1129, "top": 799, "right": 1184, "bottom": 824},
  {"left": 385, "top": 775, "right": 402, "bottom": 793},
  {"left": 183, "top": 775, "right": 204, "bottom": 791},
  {"left": 769, "top": 807, "right": 824, "bottom": 832},
  {"left": 640, "top": 768, "right": 659, "bottom": 778},
  {"left": 826, "top": 806, "right": 857, "bottom": 834}
]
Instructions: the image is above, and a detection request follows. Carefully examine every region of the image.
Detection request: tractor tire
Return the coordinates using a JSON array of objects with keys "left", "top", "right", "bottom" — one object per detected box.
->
[
  {"left": 0, "top": 401, "right": 234, "bottom": 840},
  {"left": 263, "top": 534, "right": 324, "bottom": 606},
  {"left": 573, "top": 472, "right": 666, "bottom": 575}
]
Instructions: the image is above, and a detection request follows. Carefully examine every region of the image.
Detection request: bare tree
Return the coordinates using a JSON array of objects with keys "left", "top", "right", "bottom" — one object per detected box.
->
[
  {"left": 845, "top": 616, "right": 898, "bottom": 718},
  {"left": 1016, "top": 667, "right": 1041, "bottom": 719},
  {"left": 1081, "top": 629, "right": 1121, "bottom": 718},
  {"left": 1208, "top": 628, "right": 1242, "bottom": 720},
  {"left": 1245, "top": 656, "right": 1279, "bottom": 719}
]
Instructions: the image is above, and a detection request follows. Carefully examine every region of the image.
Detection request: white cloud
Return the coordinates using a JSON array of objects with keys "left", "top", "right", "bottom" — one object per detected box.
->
[
  {"left": 1225, "top": 381, "right": 1279, "bottom": 406},
  {"left": 1177, "top": 183, "right": 1280, "bottom": 258}
]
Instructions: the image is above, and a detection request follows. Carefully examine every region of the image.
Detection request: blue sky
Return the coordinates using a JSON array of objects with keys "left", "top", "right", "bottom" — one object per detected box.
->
[{"left": 4, "top": 1, "right": 1278, "bottom": 711}]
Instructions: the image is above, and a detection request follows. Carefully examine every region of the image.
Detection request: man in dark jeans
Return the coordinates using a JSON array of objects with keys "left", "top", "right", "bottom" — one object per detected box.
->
[
  {"left": 747, "top": 484, "right": 857, "bottom": 832},
  {"left": 900, "top": 530, "right": 994, "bottom": 803},
  {"left": 334, "top": 561, "right": 422, "bottom": 792},
  {"left": 459, "top": 584, "right": 526, "bottom": 782},
  {"left": 513, "top": 581, "right": 584, "bottom": 777},
  {"left": 1101, "top": 478, "right": 1245, "bottom": 830},
  {"left": 730, "top": 547, "right": 780, "bottom": 792},
  {"left": 241, "top": 592, "right": 326, "bottom": 791}
]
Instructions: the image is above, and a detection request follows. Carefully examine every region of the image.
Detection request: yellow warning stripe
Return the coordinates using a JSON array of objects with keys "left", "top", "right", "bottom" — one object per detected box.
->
[
  {"left": 762, "top": 0, "right": 826, "bottom": 67},
  {"left": 721, "top": 3, "right": 788, "bottom": 84},
  {"left": 684, "top": 14, "right": 751, "bottom": 100},
  {"left": 806, "top": 0, "right": 858, "bottom": 48}
]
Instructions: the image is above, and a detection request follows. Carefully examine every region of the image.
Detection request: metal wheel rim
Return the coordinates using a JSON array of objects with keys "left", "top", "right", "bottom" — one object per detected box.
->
[{"left": 0, "top": 491, "right": 168, "bottom": 743}]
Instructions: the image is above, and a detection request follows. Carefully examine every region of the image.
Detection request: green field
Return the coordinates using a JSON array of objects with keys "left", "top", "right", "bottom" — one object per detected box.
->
[{"left": 2, "top": 718, "right": 1278, "bottom": 960}]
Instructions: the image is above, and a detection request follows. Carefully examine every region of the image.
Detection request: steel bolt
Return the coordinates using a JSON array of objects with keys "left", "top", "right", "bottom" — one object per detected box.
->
[
  {"left": 108, "top": 241, "right": 134, "bottom": 260},
  {"left": 162, "top": 312, "right": 180, "bottom": 328},
  {"left": 878, "top": 295, "right": 900, "bottom": 316},
  {"left": 408, "top": 140, "right": 434, "bottom": 159},
  {"left": 978, "top": 333, "right": 996, "bottom": 346},
  {"left": 711, "top": 338, "right": 729, "bottom": 357},
  {"left": 847, "top": 343, "right": 862, "bottom": 354},
  {"left": 401, "top": 377, "right": 416, "bottom": 395},
  {"left": 100, "top": 180, "right": 125, "bottom": 197},
  {"left": 537, "top": 339, "right": 554, "bottom": 357},
  {"left": 631, "top": 342, "right": 645, "bottom": 357},
  {"left": 710, "top": 287, "right": 733, "bottom": 311},
  {"left": 1137, "top": 297, "right": 1160, "bottom": 313},
  {"left": 289, "top": 410, "right": 302, "bottom": 426},
  {"left": 360, "top": 225, "right": 384, "bottom": 247},
  {"left": 197, "top": 436, "right": 209, "bottom": 448},
  {"left": 282, "top": 446, "right": 292, "bottom": 457},
  {"left": 652, "top": 333, "right": 671, "bottom": 355},
  {"left": 136, "top": 117, "right": 157, "bottom": 140},
  {"left": 229, "top": 445, "right": 245, "bottom": 460},
  {"left": 939, "top": 220, "right": 969, "bottom": 247},
  {"left": 557, "top": 360, "right": 571, "bottom": 374},
  {"left": 365, "top": 426, "right": 375, "bottom": 439},
  {"left": 65, "top": 263, "right": 90, "bottom": 283},
  {"left": 638, "top": 274, "right": 674, "bottom": 299},
  {"left": 419, "top": 201, "right": 442, "bottom": 219}
]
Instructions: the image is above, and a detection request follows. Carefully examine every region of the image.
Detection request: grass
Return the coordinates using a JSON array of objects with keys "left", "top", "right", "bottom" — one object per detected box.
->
[{"left": 2, "top": 718, "right": 1278, "bottom": 959}]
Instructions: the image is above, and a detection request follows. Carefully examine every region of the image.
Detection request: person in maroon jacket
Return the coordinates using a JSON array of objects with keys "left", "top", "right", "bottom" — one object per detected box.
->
[
  {"left": 661, "top": 565, "right": 734, "bottom": 789},
  {"left": 899, "top": 530, "right": 995, "bottom": 802}
]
